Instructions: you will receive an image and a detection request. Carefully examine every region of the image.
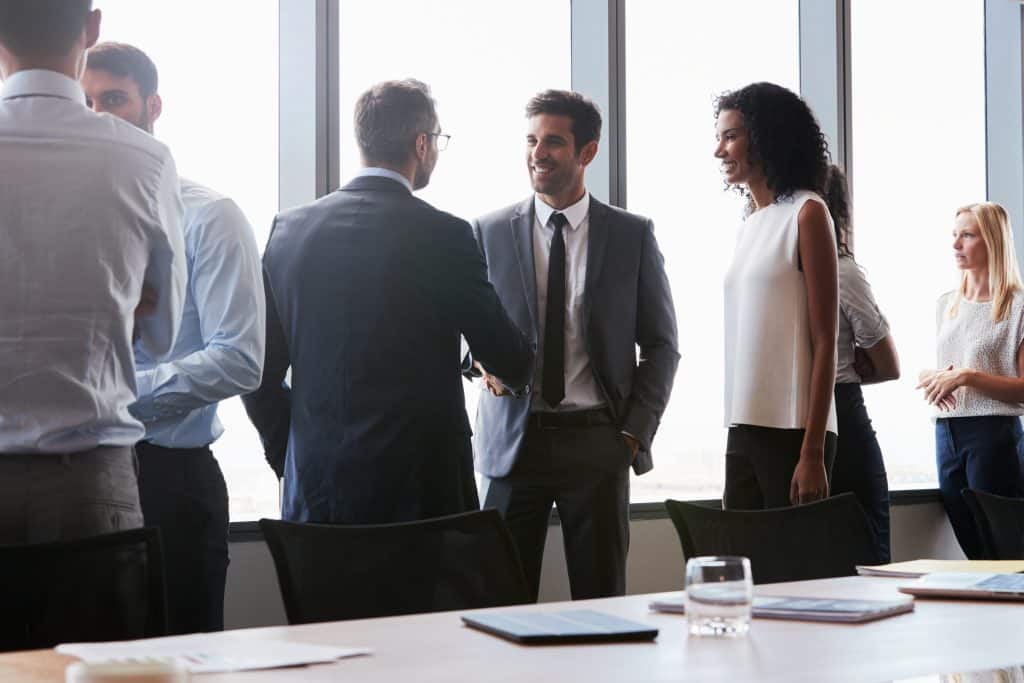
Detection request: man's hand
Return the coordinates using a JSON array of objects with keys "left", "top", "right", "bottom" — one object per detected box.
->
[
  {"left": 623, "top": 433, "right": 641, "bottom": 462},
  {"left": 916, "top": 364, "right": 961, "bottom": 411},
  {"left": 474, "top": 361, "right": 508, "bottom": 397},
  {"left": 789, "top": 447, "right": 828, "bottom": 505}
]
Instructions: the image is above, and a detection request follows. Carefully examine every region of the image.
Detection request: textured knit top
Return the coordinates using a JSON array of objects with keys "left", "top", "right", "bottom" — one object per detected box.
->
[
  {"left": 723, "top": 190, "right": 838, "bottom": 434},
  {"left": 935, "top": 290, "right": 1024, "bottom": 417},
  {"left": 837, "top": 256, "right": 890, "bottom": 384}
]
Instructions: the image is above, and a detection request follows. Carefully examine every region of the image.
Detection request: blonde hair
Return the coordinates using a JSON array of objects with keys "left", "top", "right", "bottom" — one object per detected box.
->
[{"left": 948, "top": 202, "right": 1023, "bottom": 322}]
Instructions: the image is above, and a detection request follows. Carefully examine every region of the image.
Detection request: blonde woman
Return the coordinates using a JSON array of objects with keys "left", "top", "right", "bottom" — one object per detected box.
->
[{"left": 918, "top": 202, "right": 1024, "bottom": 559}]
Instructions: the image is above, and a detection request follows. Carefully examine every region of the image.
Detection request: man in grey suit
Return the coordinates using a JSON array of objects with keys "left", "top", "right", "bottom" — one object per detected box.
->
[{"left": 471, "top": 90, "right": 678, "bottom": 600}]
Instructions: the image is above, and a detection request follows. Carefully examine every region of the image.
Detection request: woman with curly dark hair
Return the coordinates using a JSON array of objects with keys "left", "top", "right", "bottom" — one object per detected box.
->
[
  {"left": 715, "top": 82, "right": 840, "bottom": 511},
  {"left": 825, "top": 164, "right": 900, "bottom": 562}
]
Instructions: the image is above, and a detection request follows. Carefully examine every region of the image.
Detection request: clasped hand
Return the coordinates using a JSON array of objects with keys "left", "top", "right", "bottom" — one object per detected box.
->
[{"left": 916, "top": 364, "right": 963, "bottom": 411}]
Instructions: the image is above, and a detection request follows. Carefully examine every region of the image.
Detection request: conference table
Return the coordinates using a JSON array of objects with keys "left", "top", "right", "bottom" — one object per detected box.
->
[{"left": 2, "top": 575, "right": 1023, "bottom": 682}]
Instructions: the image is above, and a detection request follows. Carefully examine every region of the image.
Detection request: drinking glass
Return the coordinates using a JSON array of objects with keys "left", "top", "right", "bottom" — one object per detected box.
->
[{"left": 684, "top": 556, "right": 753, "bottom": 637}]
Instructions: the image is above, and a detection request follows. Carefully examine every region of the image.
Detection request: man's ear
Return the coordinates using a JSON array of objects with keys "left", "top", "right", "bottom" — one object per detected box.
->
[
  {"left": 578, "top": 139, "right": 599, "bottom": 168},
  {"left": 148, "top": 93, "right": 163, "bottom": 124},
  {"left": 84, "top": 9, "right": 102, "bottom": 49},
  {"left": 414, "top": 132, "right": 428, "bottom": 161}
]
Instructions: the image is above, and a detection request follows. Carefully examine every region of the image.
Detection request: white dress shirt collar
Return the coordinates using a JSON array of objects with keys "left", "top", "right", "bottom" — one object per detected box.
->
[
  {"left": 357, "top": 166, "right": 413, "bottom": 193},
  {"left": 534, "top": 191, "right": 590, "bottom": 231},
  {"left": 1, "top": 69, "right": 86, "bottom": 105}
]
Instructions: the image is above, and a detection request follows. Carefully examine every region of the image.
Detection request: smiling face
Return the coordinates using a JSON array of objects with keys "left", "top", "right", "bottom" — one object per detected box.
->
[
  {"left": 526, "top": 113, "right": 595, "bottom": 208},
  {"left": 714, "top": 108, "right": 759, "bottom": 186},
  {"left": 953, "top": 211, "right": 989, "bottom": 273}
]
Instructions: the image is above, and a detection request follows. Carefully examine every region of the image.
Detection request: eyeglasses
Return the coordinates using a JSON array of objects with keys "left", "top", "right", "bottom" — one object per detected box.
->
[{"left": 426, "top": 131, "right": 451, "bottom": 151}]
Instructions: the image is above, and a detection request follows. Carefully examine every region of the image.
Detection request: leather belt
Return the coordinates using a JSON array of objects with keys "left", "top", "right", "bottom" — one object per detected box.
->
[{"left": 527, "top": 407, "right": 613, "bottom": 430}]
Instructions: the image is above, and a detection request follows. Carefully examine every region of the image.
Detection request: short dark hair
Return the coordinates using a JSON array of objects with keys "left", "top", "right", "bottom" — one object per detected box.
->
[
  {"left": 714, "top": 82, "right": 830, "bottom": 205},
  {"left": 0, "top": 0, "right": 92, "bottom": 58},
  {"left": 86, "top": 42, "right": 159, "bottom": 98},
  {"left": 525, "top": 90, "right": 602, "bottom": 153},
  {"left": 353, "top": 79, "right": 438, "bottom": 167}
]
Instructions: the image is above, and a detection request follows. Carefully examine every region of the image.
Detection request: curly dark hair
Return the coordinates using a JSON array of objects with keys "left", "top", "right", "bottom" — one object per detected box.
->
[
  {"left": 714, "top": 82, "right": 830, "bottom": 207},
  {"left": 823, "top": 163, "right": 853, "bottom": 258}
]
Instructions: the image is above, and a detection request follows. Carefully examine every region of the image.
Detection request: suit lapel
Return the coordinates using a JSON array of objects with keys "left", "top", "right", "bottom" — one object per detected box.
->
[
  {"left": 510, "top": 198, "right": 539, "bottom": 336},
  {"left": 583, "top": 196, "right": 609, "bottom": 334}
]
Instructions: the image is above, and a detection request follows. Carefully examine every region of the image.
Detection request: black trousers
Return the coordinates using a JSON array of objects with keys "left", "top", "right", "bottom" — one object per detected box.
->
[
  {"left": 724, "top": 424, "right": 837, "bottom": 510},
  {"left": 483, "top": 420, "right": 633, "bottom": 602},
  {"left": 136, "top": 442, "right": 230, "bottom": 634},
  {"left": 832, "top": 383, "right": 891, "bottom": 562}
]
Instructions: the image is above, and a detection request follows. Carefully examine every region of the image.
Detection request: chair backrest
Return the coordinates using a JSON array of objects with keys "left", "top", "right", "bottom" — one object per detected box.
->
[
  {"left": 962, "top": 489, "right": 1024, "bottom": 560},
  {"left": 259, "top": 509, "right": 531, "bottom": 624},
  {"left": 0, "top": 527, "right": 167, "bottom": 652},
  {"left": 664, "top": 493, "right": 882, "bottom": 584}
]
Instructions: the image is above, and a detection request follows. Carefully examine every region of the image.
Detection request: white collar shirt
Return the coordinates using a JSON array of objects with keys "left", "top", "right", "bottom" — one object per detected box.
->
[
  {"left": 0, "top": 69, "right": 186, "bottom": 453},
  {"left": 531, "top": 192, "right": 604, "bottom": 411}
]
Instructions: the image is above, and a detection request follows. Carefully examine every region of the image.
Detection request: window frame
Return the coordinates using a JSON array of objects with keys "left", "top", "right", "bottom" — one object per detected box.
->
[{"left": 242, "top": 0, "right": 1018, "bottom": 529}]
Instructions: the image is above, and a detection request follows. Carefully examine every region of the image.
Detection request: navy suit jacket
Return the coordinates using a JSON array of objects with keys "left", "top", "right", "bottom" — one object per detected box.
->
[
  {"left": 471, "top": 195, "right": 678, "bottom": 478},
  {"left": 244, "top": 176, "right": 533, "bottom": 523}
]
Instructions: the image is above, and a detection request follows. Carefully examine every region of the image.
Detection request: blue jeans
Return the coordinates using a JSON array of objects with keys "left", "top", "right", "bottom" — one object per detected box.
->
[
  {"left": 833, "top": 384, "right": 891, "bottom": 563},
  {"left": 935, "top": 416, "right": 1022, "bottom": 559}
]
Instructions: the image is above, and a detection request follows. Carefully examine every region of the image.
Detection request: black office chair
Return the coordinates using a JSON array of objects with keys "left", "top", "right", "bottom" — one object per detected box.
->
[
  {"left": 259, "top": 508, "right": 531, "bottom": 624},
  {"left": 962, "top": 489, "right": 1024, "bottom": 560},
  {"left": 0, "top": 527, "right": 167, "bottom": 652},
  {"left": 664, "top": 492, "right": 883, "bottom": 584}
]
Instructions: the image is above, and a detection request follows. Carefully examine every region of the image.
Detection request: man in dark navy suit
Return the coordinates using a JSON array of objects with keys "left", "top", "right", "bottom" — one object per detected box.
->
[{"left": 244, "top": 79, "right": 533, "bottom": 524}]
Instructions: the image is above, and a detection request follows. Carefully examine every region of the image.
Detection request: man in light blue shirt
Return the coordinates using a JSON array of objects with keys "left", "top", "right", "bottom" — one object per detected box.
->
[{"left": 83, "top": 42, "right": 265, "bottom": 634}]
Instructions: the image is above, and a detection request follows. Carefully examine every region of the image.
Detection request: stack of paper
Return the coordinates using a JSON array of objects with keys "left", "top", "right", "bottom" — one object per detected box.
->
[
  {"left": 57, "top": 634, "right": 371, "bottom": 674},
  {"left": 856, "top": 559, "right": 1024, "bottom": 579}
]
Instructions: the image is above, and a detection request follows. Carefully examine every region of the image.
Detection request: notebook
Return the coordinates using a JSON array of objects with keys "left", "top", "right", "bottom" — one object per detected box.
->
[
  {"left": 857, "top": 559, "right": 1024, "bottom": 579},
  {"left": 899, "top": 572, "right": 1024, "bottom": 600},
  {"left": 648, "top": 595, "right": 915, "bottom": 623},
  {"left": 461, "top": 610, "right": 659, "bottom": 644}
]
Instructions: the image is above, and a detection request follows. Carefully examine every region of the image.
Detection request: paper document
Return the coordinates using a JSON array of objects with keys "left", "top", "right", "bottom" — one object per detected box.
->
[
  {"left": 57, "top": 634, "right": 371, "bottom": 674},
  {"left": 856, "top": 559, "right": 1024, "bottom": 579}
]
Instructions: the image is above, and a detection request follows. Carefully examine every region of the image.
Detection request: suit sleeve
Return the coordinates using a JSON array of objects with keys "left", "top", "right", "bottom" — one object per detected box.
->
[
  {"left": 242, "top": 221, "right": 291, "bottom": 479},
  {"left": 622, "top": 219, "right": 679, "bottom": 451},
  {"left": 444, "top": 217, "right": 534, "bottom": 391}
]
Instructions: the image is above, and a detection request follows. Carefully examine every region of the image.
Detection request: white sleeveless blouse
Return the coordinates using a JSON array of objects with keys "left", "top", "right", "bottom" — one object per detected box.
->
[{"left": 723, "top": 190, "right": 838, "bottom": 434}]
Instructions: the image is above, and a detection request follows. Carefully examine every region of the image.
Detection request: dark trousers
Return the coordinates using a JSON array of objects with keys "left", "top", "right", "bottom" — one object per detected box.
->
[
  {"left": 0, "top": 446, "right": 142, "bottom": 544},
  {"left": 935, "top": 416, "right": 1022, "bottom": 559},
  {"left": 483, "top": 420, "right": 633, "bottom": 602},
  {"left": 724, "top": 425, "right": 837, "bottom": 510},
  {"left": 832, "top": 383, "right": 891, "bottom": 563},
  {"left": 136, "top": 442, "right": 230, "bottom": 634}
]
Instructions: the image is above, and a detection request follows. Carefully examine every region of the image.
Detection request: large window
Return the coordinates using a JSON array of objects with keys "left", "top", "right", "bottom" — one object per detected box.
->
[
  {"left": 98, "top": 1, "right": 281, "bottom": 520},
  {"left": 625, "top": 1, "right": 801, "bottom": 502},
  {"left": 338, "top": 0, "right": 572, "bottom": 448},
  {"left": 850, "top": 0, "right": 986, "bottom": 490}
]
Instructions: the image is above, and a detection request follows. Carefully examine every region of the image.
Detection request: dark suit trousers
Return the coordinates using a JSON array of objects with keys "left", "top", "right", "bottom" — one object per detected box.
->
[
  {"left": 723, "top": 425, "right": 837, "bottom": 510},
  {"left": 483, "top": 421, "right": 633, "bottom": 602},
  {"left": 136, "top": 442, "right": 230, "bottom": 634}
]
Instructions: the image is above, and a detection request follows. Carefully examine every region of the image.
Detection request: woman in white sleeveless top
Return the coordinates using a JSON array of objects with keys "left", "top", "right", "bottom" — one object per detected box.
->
[
  {"left": 917, "top": 202, "right": 1024, "bottom": 559},
  {"left": 714, "top": 82, "right": 839, "bottom": 510}
]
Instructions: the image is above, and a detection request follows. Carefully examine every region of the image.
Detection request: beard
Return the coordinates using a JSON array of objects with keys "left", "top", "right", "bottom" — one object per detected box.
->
[{"left": 413, "top": 155, "right": 435, "bottom": 191}]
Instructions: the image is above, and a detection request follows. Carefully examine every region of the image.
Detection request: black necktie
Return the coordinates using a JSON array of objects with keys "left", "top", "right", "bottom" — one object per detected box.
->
[{"left": 542, "top": 212, "right": 568, "bottom": 408}]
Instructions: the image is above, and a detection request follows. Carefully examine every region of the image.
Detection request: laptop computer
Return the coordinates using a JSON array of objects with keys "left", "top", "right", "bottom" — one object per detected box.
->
[{"left": 899, "top": 572, "right": 1024, "bottom": 600}]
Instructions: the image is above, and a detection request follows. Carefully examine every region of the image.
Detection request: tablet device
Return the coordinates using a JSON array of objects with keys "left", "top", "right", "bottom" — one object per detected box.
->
[
  {"left": 461, "top": 610, "right": 658, "bottom": 645},
  {"left": 899, "top": 572, "right": 1024, "bottom": 600}
]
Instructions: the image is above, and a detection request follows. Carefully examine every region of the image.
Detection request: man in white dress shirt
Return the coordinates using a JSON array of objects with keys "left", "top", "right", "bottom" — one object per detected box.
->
[
  {"left": 82, "top": 42, "right": 265, "bottom": 634},
  {"left": 0, "top": 0, "right": 186, "bottom": 543}
]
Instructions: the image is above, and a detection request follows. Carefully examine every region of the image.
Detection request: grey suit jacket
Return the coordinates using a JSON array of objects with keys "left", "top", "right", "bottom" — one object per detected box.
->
[{"left": 471, "top": 195, "right": 679, "bottom": 478}]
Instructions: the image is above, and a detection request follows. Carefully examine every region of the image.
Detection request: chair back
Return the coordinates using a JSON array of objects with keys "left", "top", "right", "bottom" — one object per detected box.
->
[
  {"left": 962, "top": 489, "right": 1024, "bottom": 560},
  {"left": 664, "top": 493, "right": 882, "bottom": 584},
  {"left": 259, "top": 509, "right": 530, "bottom": 624},
  {"left": 0, "top": 527, "right": 167, "bottom": 652}
]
